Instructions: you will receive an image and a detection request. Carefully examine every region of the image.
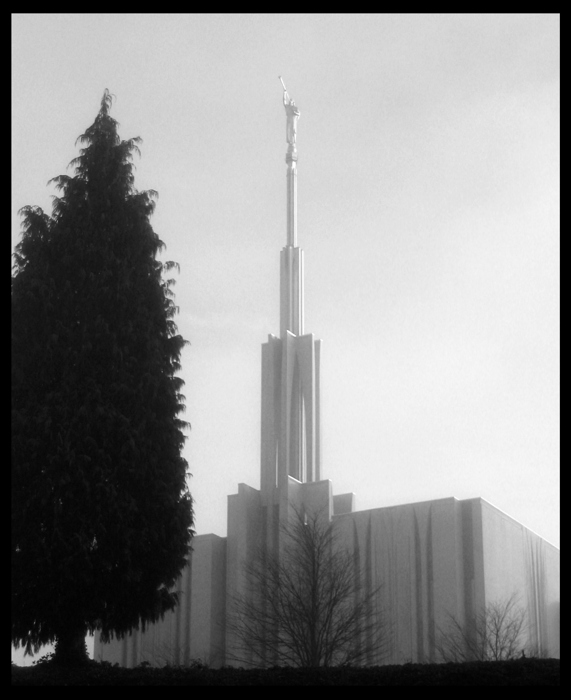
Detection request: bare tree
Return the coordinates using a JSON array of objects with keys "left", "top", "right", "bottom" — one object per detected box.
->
[
  {"left": 227, "top": 508, "right": 391, "bottom": 667},
  {"left": 436, "top": 593, "right": 528, "bottom": 662}
]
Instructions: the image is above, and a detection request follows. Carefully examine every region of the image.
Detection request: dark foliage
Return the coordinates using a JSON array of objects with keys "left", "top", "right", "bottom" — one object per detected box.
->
[
  {"left": 12, "top": 90, "right": 194, "bottom": 661},
  {"left": 11, "top": 659, "right": 560, "bottom": 686}
]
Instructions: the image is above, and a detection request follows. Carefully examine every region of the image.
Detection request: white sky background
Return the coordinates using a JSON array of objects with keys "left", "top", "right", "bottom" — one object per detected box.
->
[{"left": 12, "top": 14, "right": 559, "bottom": 664}]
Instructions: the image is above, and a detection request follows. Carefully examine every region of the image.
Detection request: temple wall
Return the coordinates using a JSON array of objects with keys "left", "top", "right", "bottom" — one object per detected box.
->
[
  {"left": 333, "top": 497, "right": 474, "bottom": 664},
  {"left": 331, "top": 496, "right": 560, "bottom": 664},
  {"left": 95, "top": 491, "right": 559, "bottom": 667},
  {"left": 479, "top": 499, "right": 560, "bottom": 657},
  {"left": 225, "top": 482, "right": 264, "bottom": 665}
]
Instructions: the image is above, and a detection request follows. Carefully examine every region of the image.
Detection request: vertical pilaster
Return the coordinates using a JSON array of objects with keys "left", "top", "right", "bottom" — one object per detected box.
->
[{"left": 280, "top": 246, "right": 304, "bottom": 339}]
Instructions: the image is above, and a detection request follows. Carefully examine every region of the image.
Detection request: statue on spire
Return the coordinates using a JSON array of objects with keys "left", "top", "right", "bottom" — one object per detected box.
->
[{"left": 279, "top": 76, "right": 300, "bottom": 147}]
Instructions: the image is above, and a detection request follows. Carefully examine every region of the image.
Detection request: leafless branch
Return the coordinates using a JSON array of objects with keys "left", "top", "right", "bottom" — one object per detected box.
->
[
  {"left": 436, "top": 593, "right": 528, "bottom": 662},
  {"left": 227, "top": 507, "right": 391, "bottom": 667}
]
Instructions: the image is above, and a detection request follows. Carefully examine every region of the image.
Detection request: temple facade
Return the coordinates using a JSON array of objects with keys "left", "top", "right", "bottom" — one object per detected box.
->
[{"left": 94, "top": 86, "right": 559, "bottom": 667}]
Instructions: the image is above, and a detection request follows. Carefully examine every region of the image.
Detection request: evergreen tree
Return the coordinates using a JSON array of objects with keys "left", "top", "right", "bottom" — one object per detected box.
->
[{"left": 12, "top": 91, "right": 194, "bottom": 664}]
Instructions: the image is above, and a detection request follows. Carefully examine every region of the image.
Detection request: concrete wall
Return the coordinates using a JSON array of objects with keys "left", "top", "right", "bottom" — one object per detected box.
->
[
  {"left": 225, "top": 482, "right": 265, "bottom": 666},
  {"left": 330, "top": 496, "right": 560, "bottom": 664},
  {"left": 95, "top": 489, "right": 559, "bottom": 667},
  {"left": 333, "top": 497, "right": 475, "bottom": 664},
  {"left": 479, "top": 498, "right": 560, "bottom": 657}
]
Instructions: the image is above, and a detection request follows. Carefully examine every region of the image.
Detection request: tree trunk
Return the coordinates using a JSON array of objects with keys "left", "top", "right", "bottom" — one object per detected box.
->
[{"left": 53, "top": 625, "right": 89, "bottom": 666}]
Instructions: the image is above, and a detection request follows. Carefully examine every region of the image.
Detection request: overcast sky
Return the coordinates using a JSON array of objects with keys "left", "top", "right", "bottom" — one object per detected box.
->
[{"left": 12, "top": 13, "right": 559, "bottom": 664}]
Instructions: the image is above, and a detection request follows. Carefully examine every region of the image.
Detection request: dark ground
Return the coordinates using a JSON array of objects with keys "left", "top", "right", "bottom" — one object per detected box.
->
[{"left": 11, "top": 658, "right": 560, "bottom": 685}]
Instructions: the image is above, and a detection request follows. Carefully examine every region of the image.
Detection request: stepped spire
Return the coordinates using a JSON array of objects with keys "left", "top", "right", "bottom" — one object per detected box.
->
[{"left": 260, "top": 81, "right": 321, "bottom": 495}]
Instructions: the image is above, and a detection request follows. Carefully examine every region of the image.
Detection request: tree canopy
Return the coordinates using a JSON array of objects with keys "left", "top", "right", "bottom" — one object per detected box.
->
[{"left": 12, "top": 90, "right": 194, "bottom": 663}]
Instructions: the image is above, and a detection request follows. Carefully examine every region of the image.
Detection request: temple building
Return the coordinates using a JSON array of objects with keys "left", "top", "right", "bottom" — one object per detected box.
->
[{"left": 94, "top": 86, "right": 560, "bottom": 667}]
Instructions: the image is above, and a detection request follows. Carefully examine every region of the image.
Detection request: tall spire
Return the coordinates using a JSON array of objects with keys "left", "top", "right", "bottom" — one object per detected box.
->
[
  {"left": 260, "top": 80, "right": 321, "bottom": 496},
  {"left": 279, "top": 77, "right": 303, "bottom": 338},
  {"left": 280, "top": 76, "right": 300, "bottom": 248}
]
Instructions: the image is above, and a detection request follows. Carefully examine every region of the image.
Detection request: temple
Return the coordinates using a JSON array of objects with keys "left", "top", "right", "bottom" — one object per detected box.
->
[{"left": 94, "top": 85, "right": 559, "bottom": 667}]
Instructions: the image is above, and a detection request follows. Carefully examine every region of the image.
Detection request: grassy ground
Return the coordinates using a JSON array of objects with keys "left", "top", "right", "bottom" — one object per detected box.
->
[{"left": 12, "top": 658, "right": 560, "bottom": 685}]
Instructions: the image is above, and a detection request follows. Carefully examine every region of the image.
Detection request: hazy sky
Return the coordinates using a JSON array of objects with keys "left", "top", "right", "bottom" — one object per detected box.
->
[{"left": 12, "top": 13, "right": 559, "bottom": 663}]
